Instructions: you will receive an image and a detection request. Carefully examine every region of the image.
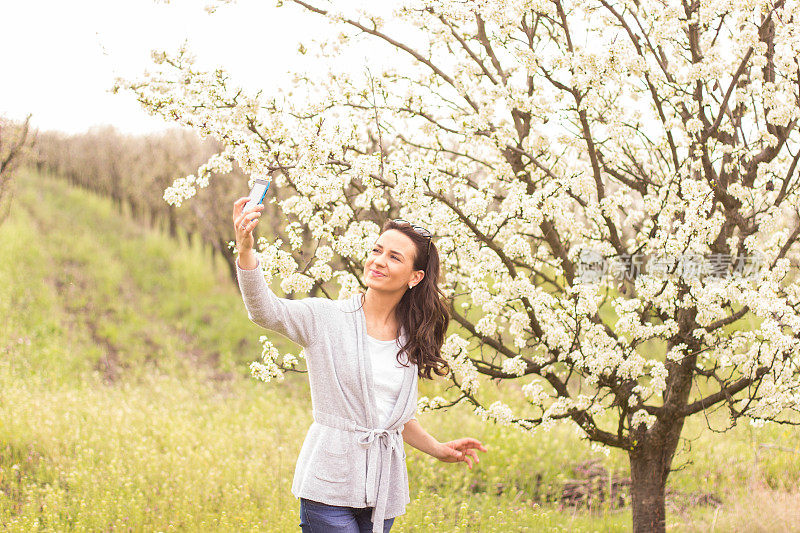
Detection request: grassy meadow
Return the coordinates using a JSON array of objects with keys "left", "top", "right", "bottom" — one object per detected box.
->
[{"left": 2, "top": 169, "right": 800, "bottom": 531}]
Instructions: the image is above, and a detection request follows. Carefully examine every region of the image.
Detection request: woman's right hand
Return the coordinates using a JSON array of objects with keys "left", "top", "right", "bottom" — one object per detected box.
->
[{"left": 233, "top": 197, "right": 265, "bottom": 254}]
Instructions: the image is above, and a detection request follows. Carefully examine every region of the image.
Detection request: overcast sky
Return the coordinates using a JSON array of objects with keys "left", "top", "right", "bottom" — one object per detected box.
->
[{"left": 0, "top": 0, "right": 357, "bottom": 134}]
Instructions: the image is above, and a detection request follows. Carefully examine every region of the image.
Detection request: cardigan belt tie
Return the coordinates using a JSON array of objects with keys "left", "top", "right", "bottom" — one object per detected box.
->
[{"left": 312, "top": 409, "right": 403, "bottom": 533}]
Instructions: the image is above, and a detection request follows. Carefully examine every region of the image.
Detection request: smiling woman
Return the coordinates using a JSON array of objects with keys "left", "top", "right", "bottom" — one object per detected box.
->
[
  {"left": 360, "top": 219, "right": 449, "bottom": 379},
  {"left": 232, "top": 201, "right": 488, "bottom": 533}
]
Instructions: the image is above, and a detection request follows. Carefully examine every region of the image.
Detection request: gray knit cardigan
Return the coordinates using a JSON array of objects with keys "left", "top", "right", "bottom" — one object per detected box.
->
[{"left": 236, "top": 258, "right": 419, "bottom": 532}]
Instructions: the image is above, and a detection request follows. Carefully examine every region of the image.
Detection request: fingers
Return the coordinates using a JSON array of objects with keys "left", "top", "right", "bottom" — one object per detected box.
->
[
  {"left": 242, "top": 218, "right": 258, "bottom": 236},
  {"left": 233, "top": 196, "right": 249, "bottom": 220},
  {"left": 466, "top": 449, "right": 479, "bottom": 464},
  {"left": 446, "top": 448, "right": 476, "bottom": 469},
  {"left": 234, "top": 205, "right": 264, "bottom": 221},
  {"left": 459, "top": 450, "right": 473, "bottom": 469},
  {"left": 449, "top": 447, "right": 464, "bottom": 464},
  {"left": 234, "top": 205, "right": 264, "bottom": 230},
  {"left": 241, "top": 218, "right": 259, "bottom": 234},
  {"left": 441, "top": 441, "right": 485, "bottom": 469},
  {"left": 465, "top": 438, "right": 488, "bottom": 452},
  {"left": 460, "top": 449, "right": 479, "bottom": 466},
  {"left": 233, "top": 197, "right": 264, "bottom": 222}
]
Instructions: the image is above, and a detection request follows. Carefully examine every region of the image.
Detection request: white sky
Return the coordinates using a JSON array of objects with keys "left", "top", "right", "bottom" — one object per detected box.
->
[{"left": 0, "top": 0, "right": 358, "bottom": 134}]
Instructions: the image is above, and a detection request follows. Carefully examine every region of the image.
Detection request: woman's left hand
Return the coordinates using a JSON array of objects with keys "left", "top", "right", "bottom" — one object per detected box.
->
[{"left": 434, "top": 438, "right": 488, "bottom": 469}]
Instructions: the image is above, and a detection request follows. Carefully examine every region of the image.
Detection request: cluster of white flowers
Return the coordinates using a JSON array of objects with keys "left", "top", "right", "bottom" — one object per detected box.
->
[
  {"left": 162, "top": 176, "right": 197, "bottom": 207},
  {"left": 684, "top": 117, "right": 703, "bottom": 135},
  {"left": 249, "top": 337, "right": 286, "bottom": 383},
  {"left": 473, "top": 401, "right": 516, "bottom": 426},
  {"left": 502, "top": 234, "right": 534, "bottom": 262},
  {"left": 521, "top": 379, "right": 550, "bottom": 405},
  {"left": 440, "top": 333, "right": 480, "bottom": 394},
  {"left": 279, "top": 272, "right": 315, "bottom": 294},
  {"left": 333, "top": 270, "right": 362, "bottom": 300},
  {"left": 591, "top": 441, "right": 611, "bottom": 456},
  {"left": 281, "top": 348, "right": 305, "bottom": 368},
  {"left": 506, "top": 309, "right": 530, "bottom": 349},
  {"left": 308, "top": 261, "right": 333, "bottom": 283},
  {"left": 630, "top": 409, "right": 657, "bottom": 430},
  {"left": 475, "top": 314, "right": 499, "bottom": 337},
  {"left": 501, "top": 355, "right": 528, "bottom": 376},
  {"left": 417, "top": 395, "right": 450, "bottom": 413},
  {"left": 284, "top": 222, "right": 304, "bottom": 251},
  {"left": 542, "top": 396, "right": 575, "bottom": 420},
  {"left": 647, "top": 361, "right": 669, "bottom": 394}
]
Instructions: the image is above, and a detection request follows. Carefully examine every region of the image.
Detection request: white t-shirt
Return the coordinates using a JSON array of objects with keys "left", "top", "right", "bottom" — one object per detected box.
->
[{"left": 367, "top": 334, "right": 417, "bottom": 427}]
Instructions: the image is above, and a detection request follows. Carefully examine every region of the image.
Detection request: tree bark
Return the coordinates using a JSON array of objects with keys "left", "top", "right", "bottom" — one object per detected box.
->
[
  {"left": 628, "top": 445, "right": 668, "bottom": 532},
  {"left": 219, "top": 237, "right": 237, "bottom": 283},
  {"left": 628, "top": 418, "right": 684, "bottom": 533},
  {"left": 168, "top": 206, "right": 178, "bottom": 239}
]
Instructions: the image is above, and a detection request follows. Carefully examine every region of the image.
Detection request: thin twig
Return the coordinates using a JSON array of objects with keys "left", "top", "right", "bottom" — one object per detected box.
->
[{"left": 366, "top": 66, "right": 385, "bottom": 180}]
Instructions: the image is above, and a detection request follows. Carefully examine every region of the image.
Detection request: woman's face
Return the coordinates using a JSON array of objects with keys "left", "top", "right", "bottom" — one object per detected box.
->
[{"left": 364, "top": 229, "right": 424, "bottom": 292}]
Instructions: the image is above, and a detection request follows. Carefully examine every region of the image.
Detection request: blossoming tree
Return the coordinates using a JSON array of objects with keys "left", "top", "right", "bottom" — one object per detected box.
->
[{"left": 116, "top": 0, "right": 800, "bottom": 530}]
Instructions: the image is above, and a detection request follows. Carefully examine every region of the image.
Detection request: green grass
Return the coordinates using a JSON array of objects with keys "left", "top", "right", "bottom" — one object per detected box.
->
[{"left": 2, "top": 169, "right": 800, "bottom": 531}]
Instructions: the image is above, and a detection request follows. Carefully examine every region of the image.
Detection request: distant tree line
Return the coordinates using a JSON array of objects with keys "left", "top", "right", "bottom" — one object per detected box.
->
[
  {"left": 28, "top": 126, "right": 254, "bottom": 282},
  {"left": 27, "top": 125, "right": 336, "bottom": 291},
  {"left": 0, "top": 114, "right": 33, "bottom": 226}
]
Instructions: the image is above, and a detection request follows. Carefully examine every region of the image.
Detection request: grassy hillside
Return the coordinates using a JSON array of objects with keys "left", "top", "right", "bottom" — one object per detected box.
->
[{"left": 2, "top": 169, "right": 800, "bottom": 532}]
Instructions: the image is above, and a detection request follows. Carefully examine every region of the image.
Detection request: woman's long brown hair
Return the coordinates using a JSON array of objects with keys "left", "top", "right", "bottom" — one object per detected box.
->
[{"left": 358, "top": 219, "right": 451, "bottom": 380}]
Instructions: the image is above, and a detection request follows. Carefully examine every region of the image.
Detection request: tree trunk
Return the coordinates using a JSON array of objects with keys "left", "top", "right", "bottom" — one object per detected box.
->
[
  {"left": 168, "top": 206, "right": 178, "bottom": 239},
  {"left": 219, "top": 237, "right": 237, "bottom": 283},
  {"left": 627, "top": 413, "right": 686, "bottom": 533},
  {"left": 628, "top": 445, "right": 668, "bottom": 532}
]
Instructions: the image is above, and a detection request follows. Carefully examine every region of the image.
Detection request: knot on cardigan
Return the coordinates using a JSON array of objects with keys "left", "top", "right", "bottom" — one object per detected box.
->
[{"left": 356, "top": 427, "right": 399, "bottom": 450}]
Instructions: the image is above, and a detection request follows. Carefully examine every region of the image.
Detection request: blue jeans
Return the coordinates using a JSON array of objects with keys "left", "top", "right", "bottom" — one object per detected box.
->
[{"left": 299, "top": 497, "right": 395, "bottom": 532}]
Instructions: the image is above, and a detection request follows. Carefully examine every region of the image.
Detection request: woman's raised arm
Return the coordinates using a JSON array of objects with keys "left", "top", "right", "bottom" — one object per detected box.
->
[{"left": 233, "top": 196, "right": 321, "bottom": 349}]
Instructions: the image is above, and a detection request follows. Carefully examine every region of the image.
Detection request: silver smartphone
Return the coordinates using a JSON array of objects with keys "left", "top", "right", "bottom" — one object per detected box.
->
[{"left": 243, "top": 178, "right": 270, "bottom": 213}]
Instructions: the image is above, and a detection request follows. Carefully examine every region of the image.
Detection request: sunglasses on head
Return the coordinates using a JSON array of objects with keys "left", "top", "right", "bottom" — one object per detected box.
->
[{"left": 392, "top": 218, "right": 432, "bottom": 257}]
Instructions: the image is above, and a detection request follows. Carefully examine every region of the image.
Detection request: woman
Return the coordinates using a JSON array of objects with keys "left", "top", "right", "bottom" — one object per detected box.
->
[{"left": 233, "top": 197, "right": 488, "bottom": 533}]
